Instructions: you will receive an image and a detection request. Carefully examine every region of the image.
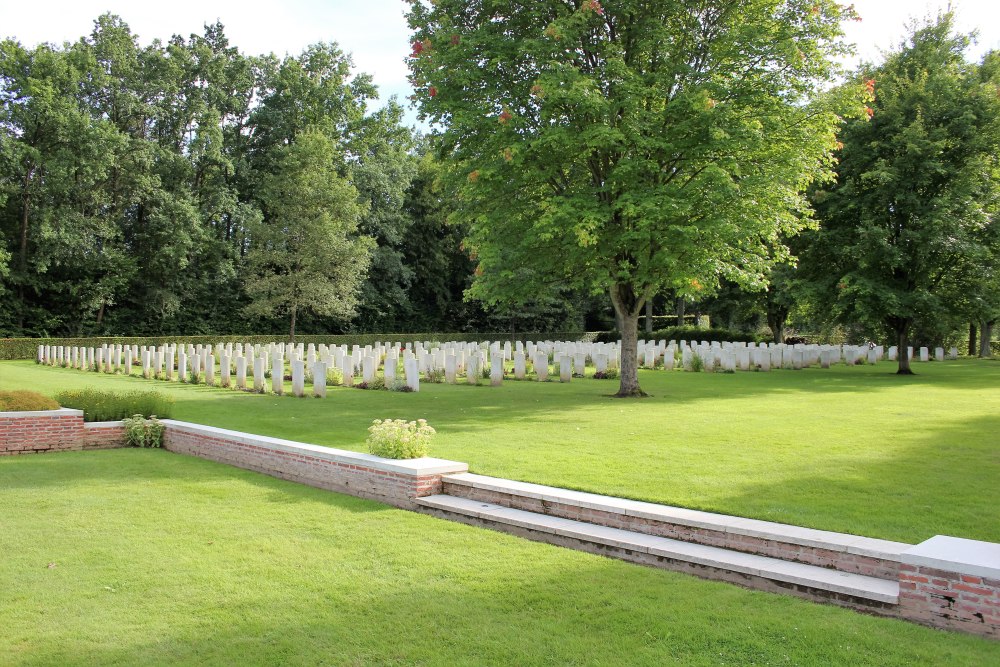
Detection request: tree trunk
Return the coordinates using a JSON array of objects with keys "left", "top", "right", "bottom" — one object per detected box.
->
[
  {"left": 768, "top": 317, "right": 785, "bottom": 345},
  {"left": 289, "top": 305, "right": 297, "bottom": 342},
  {"left": 895, "top": 320, "right": 913, "bottom": 375},
  {"left": 610, "top": 283, "right": 647, "bottom": 397},
  {"left": 980, "top": 320, "right": 994, "bottom": 358},
  {"left": 17, "top": 173, "right": 32, "bottom": 332},
  {"left": 766, "top": 304, "right": 788, "bottom": 345},
  {"left": 675, "top": 296, "right": 685, "bottom": 327},
  {"left": 644, "top": 299, "right": 653, "bottom": 335},
  {"left": 968, "top": 322, "right": 977, "bottom": 357}
]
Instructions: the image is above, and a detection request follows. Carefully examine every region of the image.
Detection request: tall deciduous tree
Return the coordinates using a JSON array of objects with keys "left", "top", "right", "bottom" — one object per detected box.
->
[
  {"left": 407, "top": 0, "right": 862, "bottom": 395},
  {"left": 243, "top": 129, "right": 373, "bottom": 338},
  {"left": 805, "top": 14, "right": 1000, "bottom": 373}
]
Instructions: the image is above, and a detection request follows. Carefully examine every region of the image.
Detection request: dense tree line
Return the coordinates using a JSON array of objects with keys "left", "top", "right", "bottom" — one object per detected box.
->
[
  {"left": 0, "top": 15, "right": 590, "bottom": 338},
  {"left": 3, "top": 11, "right": 996, "bottom": 362}
]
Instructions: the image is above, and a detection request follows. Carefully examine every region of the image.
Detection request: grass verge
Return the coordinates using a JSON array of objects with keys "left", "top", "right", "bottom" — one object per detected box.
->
[
  {"left": 2, "top": 359, "right": 998, "bottom": 543},
  {"left": 1, "top": 449, "right": 996, "bottom": 666}
]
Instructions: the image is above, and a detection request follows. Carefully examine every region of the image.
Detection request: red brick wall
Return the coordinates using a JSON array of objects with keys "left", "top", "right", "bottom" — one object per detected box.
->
[
  {"left": 447, "top": 482, "right": 899, "bottom": 579},
  {"left": 898, "top": 564, "right": 999, "bottom": 638},
  {"left": 0, "top": 410, "right": 125, "bottom": 455},
  {"left": 162, "top": 426, "right": 456, "bottom": 510}
]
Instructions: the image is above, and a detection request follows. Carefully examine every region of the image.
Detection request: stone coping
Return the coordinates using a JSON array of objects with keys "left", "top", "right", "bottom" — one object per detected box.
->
[
  {"left": 902, "top": 535, "right": 1000, "bottom": 579},
  {"left": 84, "top": 421, "right": 125, "bottom": 429},
  {"left": 418, "top": 495, "right": 900, "bottom": 604},
  {"left": 444, "top": 472, "right": 911, "bottom": 561},
  {"left": 0, "top": 408, "right": 83, "bottom": 418},
  {"left": 159, "top": 420, "right": 468, "bottom": 476}
]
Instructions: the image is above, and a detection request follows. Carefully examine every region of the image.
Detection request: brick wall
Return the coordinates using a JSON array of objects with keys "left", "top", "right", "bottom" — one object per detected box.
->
[
  {"left": 160, "top": 420, "right": 467, "bottom": 510},
  {"left": 0, "top": 409, "right": 125, "bottom": 455},
  {"left": 898, "top": 555, "right": 1000, "bottom": 638},
  {"left": 446, "top": 482, "right": 901, "bottom": 579}
]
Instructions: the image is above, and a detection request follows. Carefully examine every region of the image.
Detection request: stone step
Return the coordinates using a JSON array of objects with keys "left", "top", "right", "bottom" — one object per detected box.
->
[
  {"left": 441, "top": 472, "right": 909, "bottom": 577},
  {"left": 416, "top": 494, "right": 900, "bottom": 605}
]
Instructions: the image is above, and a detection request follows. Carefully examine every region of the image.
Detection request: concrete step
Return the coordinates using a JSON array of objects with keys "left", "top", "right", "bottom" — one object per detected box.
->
[
  {"left": 442, "top": 472, "right": 909, "bottom": 571},
  {"left": 417, "top": 494, "right": 900, "bottom": 605}
]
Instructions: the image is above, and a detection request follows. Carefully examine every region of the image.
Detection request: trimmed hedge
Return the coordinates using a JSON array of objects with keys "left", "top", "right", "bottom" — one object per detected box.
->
[
  {"left": 55, "top": 389, "right": 174, "bottom": 422},
  {"left": 0, "top": 390, "right": 61, "bottom": 412},
  {"left": 1, "top": 331, "right": 595, "bottom": 360},
  {"left": 594, "top": 326, "right": 766, "bottom": 345}
]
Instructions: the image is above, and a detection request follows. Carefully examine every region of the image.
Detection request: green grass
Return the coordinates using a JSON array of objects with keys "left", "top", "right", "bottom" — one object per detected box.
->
[
  {"left": 1, "top": 449, "right": 996, "bottom": 666},
  {"left": 2, "top": 359, "right": 998, "bottom": 544}
]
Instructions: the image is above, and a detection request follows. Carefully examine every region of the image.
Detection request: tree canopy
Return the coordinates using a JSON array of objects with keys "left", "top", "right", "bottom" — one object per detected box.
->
[
  {"left": 803, "top": 13, "right": 1000, "bottom": 373},
  {"left": 0, "top": 15, "right": 510, "bottom": 337},
  {"left": 407, "top": 0, "right": 865, "bottom": 394}
]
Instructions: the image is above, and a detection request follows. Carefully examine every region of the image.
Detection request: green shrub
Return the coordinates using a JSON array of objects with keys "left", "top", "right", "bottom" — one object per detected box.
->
[
  {"left": 593, "top": 369, "right": 618, "bottom": 380},
  {"left": 0, "top": 390, "right": 60, "bottom": 412},
  {"left": 689, "top": 354, "right": 705, "bottom": 373},
  {"left": 594, "top": 326, "right": 764, "bottom": 345},
  {"left": 55, "top": 389, "right": 173, "bottom": 422},
  {"left": 366, "top": 419, "right": 434, "bottom": 459},
  {"left": 387, "top": 378, "right": 413, "bottom": 392},
  {"left": 325, "top": 367, "right": 344, "bottom": 386},
  {"left": 122, "top": 414, "right": 165, "bottom": 448}
]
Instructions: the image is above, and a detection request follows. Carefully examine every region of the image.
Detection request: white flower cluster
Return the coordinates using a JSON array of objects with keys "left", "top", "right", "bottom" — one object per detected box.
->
[{"left": 366, "top": 418, "right": 435, "bottom": 459}]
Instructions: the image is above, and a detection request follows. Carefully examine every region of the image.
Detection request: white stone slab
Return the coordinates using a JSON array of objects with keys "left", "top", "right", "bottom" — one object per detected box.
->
[
  {"left": 901, "top": 535, "right": 1000, "bottom": 579},
  {"left": 442, "top": 473, "right": 911, "bottom": 559},
  {"left": 159, "top": 420, "right": 468, "bottom": 476}
]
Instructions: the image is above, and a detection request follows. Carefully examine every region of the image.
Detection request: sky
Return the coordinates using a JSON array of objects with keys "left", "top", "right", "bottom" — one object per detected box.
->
[{"left": 2, "top": 0, "right": 999, "bottom": 128}]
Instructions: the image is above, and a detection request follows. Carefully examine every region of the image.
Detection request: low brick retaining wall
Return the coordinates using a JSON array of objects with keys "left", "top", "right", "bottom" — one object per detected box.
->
[
  {"left": 898, "top": 536, "right": 1000, "bottom": 637},
  {"left": 160, "top": 420, "right": 468, "bottom": 510},
  {"left": 0, "top": 408, "right": 124, "bottom": 454},
  {"left": 446, "top": 481, "right": 904, "bottom": 580}
]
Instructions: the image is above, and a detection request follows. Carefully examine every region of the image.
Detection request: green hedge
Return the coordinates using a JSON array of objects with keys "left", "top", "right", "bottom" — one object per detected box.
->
[
  {"left": 55, "top": 389, "right": 174, "bottom": 422},
  {"left": 594, "top": 326, "right": 766, "bottom": 345},
  {"left": 0, "top": 331, "right": 596, "bottom": 360}
]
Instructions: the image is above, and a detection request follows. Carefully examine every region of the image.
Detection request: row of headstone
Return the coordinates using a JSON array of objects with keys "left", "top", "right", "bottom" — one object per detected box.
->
[{"left": 35, "top": 338, "right": 963, "bottom": 393}]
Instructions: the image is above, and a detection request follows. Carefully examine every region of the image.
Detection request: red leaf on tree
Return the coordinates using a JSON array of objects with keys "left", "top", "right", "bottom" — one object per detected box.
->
[
  {"left": 410, "top": 41, "right": 424, "bottom": 57},
  {"left": 865, "top": 78, "right": 876, "bottom": 95},
  {"left": 450, "top": 34, "right": 460, "bottom": 46},
  {"left": 429, "top": 86, "right": 437, "bottom": 97},
  {"left": 864, "top": 105, "right": 874, "bottom": 119},
  {"left": 499, "top": 109, "right": 513, "bottom": 124},
  {"left": 468, "top": 170, "right": 480, "bottom": 183}
]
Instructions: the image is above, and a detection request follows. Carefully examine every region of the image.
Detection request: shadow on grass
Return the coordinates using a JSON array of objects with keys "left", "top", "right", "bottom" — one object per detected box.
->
[
  {"left": 0, "top": 449, "right": 388, "bottom": 514},
  {"left": 7, "top": 526, "right": 995, "bottom": 667},
  {"left": 711, "top": 413, "right": 1000, "bottom": 543}
]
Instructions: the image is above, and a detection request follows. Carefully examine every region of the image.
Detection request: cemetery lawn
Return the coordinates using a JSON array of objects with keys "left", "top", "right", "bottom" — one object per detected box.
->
[
  {"left": 1, "top": 450, "right": 996, "bottom": 666},
  {"left": 2, "top": 359, "right": 999, "bottom": 545}
]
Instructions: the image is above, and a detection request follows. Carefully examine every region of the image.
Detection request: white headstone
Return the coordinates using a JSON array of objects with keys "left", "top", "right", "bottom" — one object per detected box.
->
[
  {"left": 313, "top": 361, "right": 327, "bottom": 397},
  {"left": 272, "top": 356, "right": 284, "bottom": 395},
  {"left": 513, "top": 351, "right": 526, "bottom": 379},
  {"left": 535, "top": 352, "right": 549, "bottom": 381},
  {"left": 491, "top": 352, "right": 503, "bottom": 386},
  {"left": 291, "top": 359, "right": 305, "bottom": 397},
  {"left": 404, "top": 357, "right": 419, "bottom": 392},
  {"left": 253, "top": 356, "right": 265, "bottom": 392}
]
